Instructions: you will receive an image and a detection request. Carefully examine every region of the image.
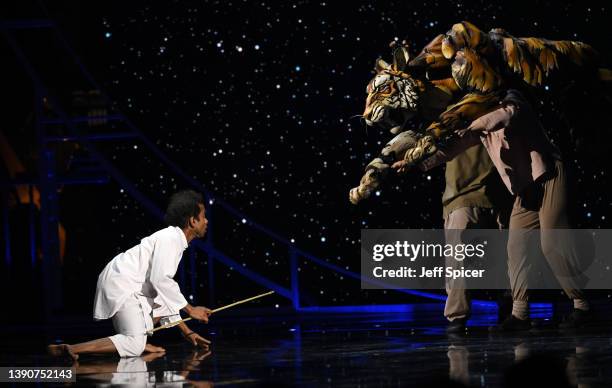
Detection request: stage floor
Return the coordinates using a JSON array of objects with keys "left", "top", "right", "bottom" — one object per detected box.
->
[{"left": 2, "top": 305, "right": 612, "bottom": 387}]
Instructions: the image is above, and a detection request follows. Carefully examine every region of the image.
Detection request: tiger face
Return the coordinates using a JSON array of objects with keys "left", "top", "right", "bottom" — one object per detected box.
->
[{"left": 363, "top": 71, "right": 420, "bottom": 133}]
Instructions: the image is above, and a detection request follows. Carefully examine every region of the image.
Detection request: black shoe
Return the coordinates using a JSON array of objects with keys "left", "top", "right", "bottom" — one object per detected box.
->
[
  {"left": 490, "top": 315, "right": 531, "bottom": 332},
  {"left": 446, "top": 318, "right": 468, "bottom": 334},
  {"left": 558, "top": 309, "right": 593, "bottom": 329},
  {"left": 497, "top": 291, "right": 513, "bottom": 323}
]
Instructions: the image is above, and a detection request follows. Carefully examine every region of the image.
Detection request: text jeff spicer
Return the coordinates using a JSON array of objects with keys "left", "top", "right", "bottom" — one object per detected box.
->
[{"left": 372, "top": 266, "right": 485, "bottom": 279}]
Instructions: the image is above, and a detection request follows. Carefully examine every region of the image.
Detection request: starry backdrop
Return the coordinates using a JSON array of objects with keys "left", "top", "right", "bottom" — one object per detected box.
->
[{"left": 3, "top": 0, "right": 612, "bottom": 317}]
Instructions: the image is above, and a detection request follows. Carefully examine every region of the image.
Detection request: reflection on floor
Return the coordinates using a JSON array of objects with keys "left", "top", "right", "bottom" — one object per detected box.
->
[{"left": 1, "top": 303, "right": 612, "bottom": 387}]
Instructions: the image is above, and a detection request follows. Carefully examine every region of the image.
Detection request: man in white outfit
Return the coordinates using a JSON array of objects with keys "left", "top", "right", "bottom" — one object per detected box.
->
[{"left": 48, "top": 190, "right": 212, "bottom": 360}]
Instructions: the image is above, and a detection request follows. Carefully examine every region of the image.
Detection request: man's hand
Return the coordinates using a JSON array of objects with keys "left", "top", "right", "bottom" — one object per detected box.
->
[
  {"left": 183, "top": 332, "right": 212, "bottom": 349},
  {"left": 185, "top": 305, "right": 212, "bottom": 322},
  {"left": 391, "top": 160, "right": 413, "bottom": 174}
]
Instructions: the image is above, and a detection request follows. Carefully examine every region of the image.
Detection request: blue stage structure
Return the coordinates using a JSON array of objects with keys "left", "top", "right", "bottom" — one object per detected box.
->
[{"left": 1, "top": 19, "right": 552, "bottom": 319}]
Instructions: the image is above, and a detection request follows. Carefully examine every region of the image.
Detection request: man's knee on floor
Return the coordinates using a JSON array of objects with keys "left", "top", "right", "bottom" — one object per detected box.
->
[
  {"left": 111, "top": 334, "right": 147, "bottom": 357},
  {"left": 125, "top": 336, "right": 147, "bottom": 357}
]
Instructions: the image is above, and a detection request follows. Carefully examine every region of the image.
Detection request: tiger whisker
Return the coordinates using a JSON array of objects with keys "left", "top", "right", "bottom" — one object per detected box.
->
[
  {"left": 362, "top": 117, "right": 369, "bottom": 135},
  {"left": 347, "top": 114, "right": 365, "bottom": 121}
]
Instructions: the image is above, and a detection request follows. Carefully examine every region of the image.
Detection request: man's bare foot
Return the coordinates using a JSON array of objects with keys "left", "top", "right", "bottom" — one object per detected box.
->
[
  {"left": 47, "top": 344, "right": 79, "bottom": 361},
  {"left": 144, "top": 343, "right": 165, "bottom": 353}
]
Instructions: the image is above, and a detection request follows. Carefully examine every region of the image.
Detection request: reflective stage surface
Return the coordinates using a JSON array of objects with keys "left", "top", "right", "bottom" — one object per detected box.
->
[{"left": 2, "top": 304, "right": 612, "bottom": 387}]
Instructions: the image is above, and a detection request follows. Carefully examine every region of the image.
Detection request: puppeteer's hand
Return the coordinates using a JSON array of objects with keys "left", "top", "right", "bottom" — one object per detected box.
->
[
  {"left": 188, "top": 306, "right": 212, "bottom": 323},
  {"left": 455, "top": 127, "right": 470, "bottom": 137},
  {"left": 391, "top": 160, "right": 412, "bottom": 174},
  {"left": 456, "top": 124, "right": 481, "bottom": 138},
  {"left": 184, "top": 332, "right": 211, "bottom": 348}
]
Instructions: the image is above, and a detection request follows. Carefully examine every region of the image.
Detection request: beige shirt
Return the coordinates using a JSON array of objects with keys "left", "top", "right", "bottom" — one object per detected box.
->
[{"left": 421, "top": 90, "right": 559, "bottom": 195}]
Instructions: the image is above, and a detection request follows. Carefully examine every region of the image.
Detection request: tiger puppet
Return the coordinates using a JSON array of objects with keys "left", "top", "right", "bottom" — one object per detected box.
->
[{"left": 350, "top": 21, "right": 610, "bottom": 204}]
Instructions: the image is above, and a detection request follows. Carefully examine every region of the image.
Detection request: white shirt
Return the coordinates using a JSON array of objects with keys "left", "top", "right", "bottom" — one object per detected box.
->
[{"left": 93, "top": 226, "right": 189, "bottom": 320}]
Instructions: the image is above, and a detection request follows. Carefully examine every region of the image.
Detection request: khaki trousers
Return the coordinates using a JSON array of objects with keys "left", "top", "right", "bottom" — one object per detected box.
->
[
  {"left": 444, "top": 207, "right": 502, "bottom": 321},
  {"left": 507, "top": 159, "right": 585, "bottom": 302}
]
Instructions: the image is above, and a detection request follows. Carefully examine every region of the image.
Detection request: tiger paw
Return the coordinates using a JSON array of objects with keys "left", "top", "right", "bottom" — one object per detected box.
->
[
  {"left": 403, "top": 136, "right": 437, "bottom": 164},
  {"left": 349, "top": 185, "right": 372, "bottom": 205}
]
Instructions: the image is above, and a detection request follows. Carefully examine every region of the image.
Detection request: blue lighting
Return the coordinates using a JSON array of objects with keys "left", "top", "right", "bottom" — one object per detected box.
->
[{"left": 297, "top": 304, "right": 416, "bottom": 314}]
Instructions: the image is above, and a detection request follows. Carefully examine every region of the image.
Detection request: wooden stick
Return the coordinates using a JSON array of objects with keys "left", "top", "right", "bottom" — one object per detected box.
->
[
  {"left": 147, "top": 291, "right": 275, "bottom": 334},
  {"left": 210, "top": 290, "right": 275, "bottom": 313}
]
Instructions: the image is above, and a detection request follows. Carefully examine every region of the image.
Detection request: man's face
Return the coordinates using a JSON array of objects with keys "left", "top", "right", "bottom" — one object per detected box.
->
[{"left": 192, "top": 204, "right": 208, "bottom": 238}]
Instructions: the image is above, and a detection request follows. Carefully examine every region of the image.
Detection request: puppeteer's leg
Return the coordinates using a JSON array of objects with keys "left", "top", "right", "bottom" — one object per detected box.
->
[
  {"left": 497, "top": 190, "right": 540, "bottom": 331},
  {"left": 537, "top": 161, "right": 592, "bottom": 328},
  {"left": 538, "top": 161, "right": 588, "bottom": 304},
  {"left": 506, "top": 195, "right": 540, "bottom": 318},
  {"left": 444, "top": 207, "right": 475, "bottom": 324},
  {"left": 444, "top": 207, "right": 496, "bottom": 332}
]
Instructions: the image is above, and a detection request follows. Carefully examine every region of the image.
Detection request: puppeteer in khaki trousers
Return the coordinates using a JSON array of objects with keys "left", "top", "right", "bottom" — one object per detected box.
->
[
  {"left": 507, "top": 159, "right": 587, "bottom": 314},
  {"left": 419, "top": 89, "right": 589, "bottom": 321},
  {"left": 440, "top": 143, "right": 509, "bottom": 322},
  {"left": 444, "top": 206, "right": 502, "bottom": 321}
]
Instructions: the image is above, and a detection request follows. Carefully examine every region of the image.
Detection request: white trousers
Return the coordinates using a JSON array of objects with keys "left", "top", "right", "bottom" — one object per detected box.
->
[
  {"left": 110, "top": 358, "right": 150, "bottom": 385},
  {"left": 108, "top": 294, "right": 154, "bottom": 357}
]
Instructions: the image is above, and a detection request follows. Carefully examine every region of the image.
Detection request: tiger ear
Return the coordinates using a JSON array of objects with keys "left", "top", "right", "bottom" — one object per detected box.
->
[
  {"left": 392, "top": 46, "right": 410, "bottom": 71},
  {"left": 375, "top": 58, "right": 391, "bottom": 73}
]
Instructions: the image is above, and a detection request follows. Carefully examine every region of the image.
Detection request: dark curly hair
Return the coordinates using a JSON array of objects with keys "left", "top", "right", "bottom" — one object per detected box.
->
[{"left": 164, "top": 190, "right": 204, "bottom": 228}]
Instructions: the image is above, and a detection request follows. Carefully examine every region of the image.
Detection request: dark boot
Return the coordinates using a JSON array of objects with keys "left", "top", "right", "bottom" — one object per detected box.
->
[
  {"left": 490, "top": 315, "right": 531, "bottom": 332},
  {"left": 558, "top": 309, "right": 593, "bottom": 329},
  {"left": 446, "top": 317, "right": 468, "bottom": 334}
]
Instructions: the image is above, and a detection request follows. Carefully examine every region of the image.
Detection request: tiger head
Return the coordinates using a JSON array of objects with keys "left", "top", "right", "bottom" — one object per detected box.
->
[{"left": 363, "top": 46, "right": 421, "bottom": 134}]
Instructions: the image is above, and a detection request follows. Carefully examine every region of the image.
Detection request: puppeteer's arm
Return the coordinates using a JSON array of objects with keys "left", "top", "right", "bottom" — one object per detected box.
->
[
  {"left": 420, "top": 92, "right": 524, "bottom": 171},
  {"left": 418, "top": 133, "right": 481, "bottom": 171},
  {"left": 466, "top": 104, "right": 517, "bottom": 133},
  {"left": 464, "top": 89, "right": 525, "bottom": 134}
]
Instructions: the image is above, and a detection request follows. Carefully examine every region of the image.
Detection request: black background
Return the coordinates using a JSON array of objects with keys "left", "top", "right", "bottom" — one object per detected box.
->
[{"left": 1, "top": 0, "right": 611, "bottom": 321}]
